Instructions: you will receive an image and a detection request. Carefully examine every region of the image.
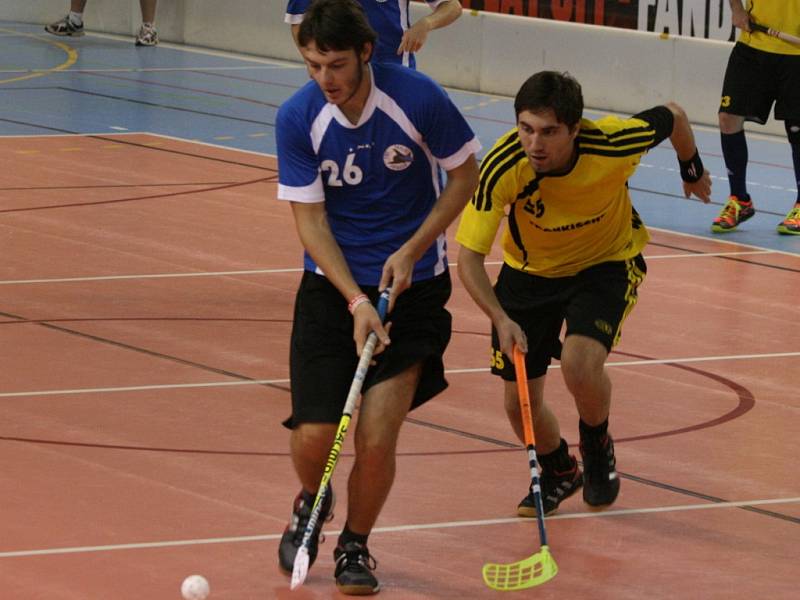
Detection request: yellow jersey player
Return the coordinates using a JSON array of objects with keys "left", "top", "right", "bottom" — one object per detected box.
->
[
  {"left": 713, "top": 0, "right": 800, "bottom": 234},
  {"left": 456, "top": 71, "right": 711, "bottom": 517}
]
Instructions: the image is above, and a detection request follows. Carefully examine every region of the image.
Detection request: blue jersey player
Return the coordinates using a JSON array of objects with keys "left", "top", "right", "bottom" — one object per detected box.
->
[
  {"left": 285, "top": 0, "right": 463, "bottom": 68},
  {"left": 275, "top": 0, "right": 479, "bottom": 595}
]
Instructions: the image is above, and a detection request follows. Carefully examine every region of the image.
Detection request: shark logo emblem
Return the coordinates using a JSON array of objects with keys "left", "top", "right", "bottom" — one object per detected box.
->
[{"left": 383, "top": 144, "right": 414, "bottom": 171}]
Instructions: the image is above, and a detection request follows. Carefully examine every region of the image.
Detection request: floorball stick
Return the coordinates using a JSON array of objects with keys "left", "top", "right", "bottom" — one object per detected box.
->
[
  {"left": 482, "top": 345, "right": 558, "bottom": 591},
  {"left": 291, "top": 288, "right": 390, "bottom": 590}
]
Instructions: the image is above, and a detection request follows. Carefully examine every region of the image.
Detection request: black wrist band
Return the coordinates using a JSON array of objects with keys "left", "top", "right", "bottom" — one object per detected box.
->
[{"left": 678, "top": 150, "right": 704, "bottom": 183}]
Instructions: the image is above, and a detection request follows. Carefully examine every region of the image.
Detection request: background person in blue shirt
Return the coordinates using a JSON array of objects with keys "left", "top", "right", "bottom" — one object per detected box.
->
[
  {"left": 285, "top": 0, "right": 463, "bottom": 68},
  {"left": 275, "top": 0, "right": 479, "bottom": 594}
]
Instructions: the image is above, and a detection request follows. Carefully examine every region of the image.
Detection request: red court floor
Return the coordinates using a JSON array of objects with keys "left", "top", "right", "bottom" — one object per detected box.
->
[{"left": 1, "top": 135, "right": 797, "bottom": 599}]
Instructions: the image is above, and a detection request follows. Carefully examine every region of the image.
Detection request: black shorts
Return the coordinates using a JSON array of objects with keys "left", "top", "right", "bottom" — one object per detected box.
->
[
  {"left": 284, "top": 270, "right": 452, "bottom": 428},
  {"left": 490, "top": 256, "right": 647, "bottom": 381},
  {"left": 719, "top": 43, "right": 800, "bottom": 123}
]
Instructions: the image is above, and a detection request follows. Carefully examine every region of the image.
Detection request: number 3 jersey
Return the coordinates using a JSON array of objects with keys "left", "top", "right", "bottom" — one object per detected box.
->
[{"left": 277, "top": 62, "right": 480, "bottom": 285}]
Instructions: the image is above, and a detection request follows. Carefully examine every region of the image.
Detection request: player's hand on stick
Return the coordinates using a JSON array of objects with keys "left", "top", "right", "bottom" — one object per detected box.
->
[
  {"left": 495, "top": 313, "right": 527, "bottom": 358},
  {"left": 352, "top": 302, "right": 391, "bottom": 359},
  {"left": 683, "top": 168, "right": 712, "bottom": 204},
  {"left": 380, "top": 250, "right": 414, "bottom": 312}
]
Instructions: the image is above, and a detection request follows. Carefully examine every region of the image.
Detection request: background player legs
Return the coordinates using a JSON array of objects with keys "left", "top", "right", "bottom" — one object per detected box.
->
[
  {"left": 719, "top": 112, "right": 750, "bottom": 201},
  {"left": 140, "top": 0, "right": 157, "bottom": 24},
  {"left": 347, "top": 364, "right": 420, "bottom": 534}
]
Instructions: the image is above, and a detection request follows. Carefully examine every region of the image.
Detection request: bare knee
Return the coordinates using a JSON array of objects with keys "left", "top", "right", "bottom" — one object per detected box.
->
[
  {"left": 561, "top": 338, "right": 606, "bottom": 395},
  {"left": 719, "top": 112, "right": 745, "bottom": 134},
  {"left": 291, "top": 423, "right": 336, "bottom": 454},
  {"left": 353, "top": 430, "right": 396, "bottom": 471}
]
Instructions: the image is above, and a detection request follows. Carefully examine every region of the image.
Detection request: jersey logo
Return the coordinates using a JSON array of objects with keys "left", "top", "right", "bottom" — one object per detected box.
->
[{"left": 383, "top": 144, "right": 414, "bottom": 171}]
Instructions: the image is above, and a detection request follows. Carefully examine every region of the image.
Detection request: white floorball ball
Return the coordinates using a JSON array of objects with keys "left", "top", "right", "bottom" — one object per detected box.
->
[{"left": 181, "top": 574, "right": 210, "bottom": 600}]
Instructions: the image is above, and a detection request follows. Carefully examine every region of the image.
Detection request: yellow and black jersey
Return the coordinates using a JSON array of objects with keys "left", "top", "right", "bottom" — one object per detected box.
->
[
  {"left": 741, "top": 0, "right": 800, "bottom": 55},
  {"left": 456, "top": 108, "right": 672, "bottom": 278}
]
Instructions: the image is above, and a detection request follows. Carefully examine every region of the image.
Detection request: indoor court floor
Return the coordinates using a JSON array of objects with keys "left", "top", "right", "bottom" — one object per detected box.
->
[{"left": 0, "top": 22, "right": 798, "bottom": 599}]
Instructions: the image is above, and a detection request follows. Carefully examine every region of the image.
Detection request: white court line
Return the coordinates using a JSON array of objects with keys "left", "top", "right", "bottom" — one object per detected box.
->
[
  {"left": 0, "top": 496, "right": 797, "bottom": 558},
  {"left": 0, "top": 251, "right": 782, "bottom": 286},
  {"left": 1, "top": 352, "right": 797, "bottom": 398}
]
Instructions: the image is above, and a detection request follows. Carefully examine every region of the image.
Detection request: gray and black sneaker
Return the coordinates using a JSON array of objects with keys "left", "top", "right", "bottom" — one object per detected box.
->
[
  {"left": 45, "top": 16, "right": 85, "bottom": 37},
  {"left": 518, "top": 455, "right": 583, "bottom": 517},
  {"left": 277, "top": 488, "right": 334, "bottom": 574},
  {"left": 580, "top": 434, "right": 620, "bottom": 507},
  {"left": 334, "top": 541, "right": 380, "bottom": 595}
]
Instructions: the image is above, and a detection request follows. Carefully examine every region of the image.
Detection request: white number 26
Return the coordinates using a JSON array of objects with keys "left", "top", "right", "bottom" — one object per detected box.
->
[{"left": 321, "top": 152, "right": 363, "bottom": 187}]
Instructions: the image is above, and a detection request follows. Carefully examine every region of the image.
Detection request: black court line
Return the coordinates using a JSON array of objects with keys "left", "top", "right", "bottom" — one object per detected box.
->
[
  {"left": 82, "top": 71, "right": 283, "bottom": 109},
  {"left": 648, "top": 241, "right": 800, "bottom": 274},
  {"left": 0, "top": 174, "right": 277, "bottom": 213},
  {"left": 0, "top": 116, "right": 277, "bottom": 172},
  {"left": 0, "top": 181, "right": 239, "bottom": 192},
  {"left": 631, "top": 185, "right": 790, "bottom": 218},
  {"left": 54, "top": 86, "right": 275, "bottom": 126}
]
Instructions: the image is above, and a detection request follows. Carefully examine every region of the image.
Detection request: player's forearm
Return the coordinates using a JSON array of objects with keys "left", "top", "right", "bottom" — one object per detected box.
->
[
  {"left": 663, "top": 102, "right": 698, "bottom": 161},
  {"left": 290, "top": 202, "right": 362, "bottom": 302},
  {"left": 419, "top": 0, "right": 462, "bottom": 32},
  {"left": 456, "top": 246, "right": 507, "bottom": 324},
  {"left": 729, "top": 0, "right": 748, "bottom": 28},
  {"left": 396, "top": 157, "right": 478, "bottom": 264}
]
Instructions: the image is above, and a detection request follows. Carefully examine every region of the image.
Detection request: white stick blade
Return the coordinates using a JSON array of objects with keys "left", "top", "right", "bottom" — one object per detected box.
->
[{"left": 290, "top": 547, "right": 310, "bottom": 590}]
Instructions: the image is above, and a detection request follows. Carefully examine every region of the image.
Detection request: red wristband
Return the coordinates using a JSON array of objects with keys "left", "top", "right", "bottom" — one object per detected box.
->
[{"left": 347, "top": 293, "right": 370, "bottom": 315}]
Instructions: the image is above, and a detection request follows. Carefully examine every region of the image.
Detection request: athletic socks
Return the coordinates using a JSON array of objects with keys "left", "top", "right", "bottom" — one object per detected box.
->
[
  {"left": 338, "top": 523, "right": 369, "bottom": 548},
  {"left": 790, "top": 139, "right": 800, "bottom": 204},
  {"left": 68, "top": 11, "right": 83, "bottom": 26},
  {"left": 720, "top": 130, "right": 749, "bottom": 201},
  {"left": 538, "top": 438, "right": 573, "bottom": 472},
  {"left": 579, "top": 418, "right": 609, "bottom": 446}
]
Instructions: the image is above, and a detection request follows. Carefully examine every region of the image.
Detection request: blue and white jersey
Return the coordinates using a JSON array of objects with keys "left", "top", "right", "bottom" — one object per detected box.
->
[
  {"left": 277, "top": 62, "right": 480, "bottom": 286},
  {"left": 285, "top": 0, "right": 448, "bottom": 68}
]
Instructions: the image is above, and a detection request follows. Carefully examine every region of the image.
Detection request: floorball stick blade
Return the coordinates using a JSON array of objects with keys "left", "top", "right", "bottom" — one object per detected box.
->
[
  {"left": 290, "top": 546, "right": 310, "bottom": 590},
  {"left": 482, "top": 545, "right": 558, "bottom": 591}
]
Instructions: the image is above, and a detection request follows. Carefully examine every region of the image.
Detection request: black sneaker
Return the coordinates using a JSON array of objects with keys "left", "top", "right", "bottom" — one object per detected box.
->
[
  {"left": 517, "top": 455, "right": 583, "bottom": 517},
  {"left": 334, "top": 541, "right": 380, "bottom": 595},
  {"left": 277, "top": 488, "right": 334, "bottom": 574},
  {"left": 580, "top": 434, "right": 620, "bottom": 507}
]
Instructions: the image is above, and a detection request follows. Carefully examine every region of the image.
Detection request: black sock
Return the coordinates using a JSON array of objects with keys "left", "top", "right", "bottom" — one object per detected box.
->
[
  {"left": 720, "top": 131, "right": 749, "bottom": 201},
  {"left": 538, "top": 438, "right": 573, "bottom": 472},
  {"left": 790, "top": 141, "right": 800, "bottom": 204},
  {"left": 579, "top": 418, "right": 609, "bottom": 446},
  {"left": 339, "top": 523, "right": 369, "bottom": 548}
]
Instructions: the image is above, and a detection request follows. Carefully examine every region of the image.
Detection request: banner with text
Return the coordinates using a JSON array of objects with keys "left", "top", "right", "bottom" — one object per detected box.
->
[{"left": 459, "top": 0, "right": 736, "bottom": 41}]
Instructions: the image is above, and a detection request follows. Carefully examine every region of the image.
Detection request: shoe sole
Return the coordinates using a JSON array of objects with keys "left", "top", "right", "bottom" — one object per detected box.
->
[
  {"left": 336, "top": 583, "right": 381, "bottom": 595},
  {"left": 710, "top": 225, "right": 737, "bottom": 233},
  {"left": 777, "top": 225, "right": 800, "bottom": 235},
  {"left": 45, "top": 29, "right": 85, "bottom": 36}
]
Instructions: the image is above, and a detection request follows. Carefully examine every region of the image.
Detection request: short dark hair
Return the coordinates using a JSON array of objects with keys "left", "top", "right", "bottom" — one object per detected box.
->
[
  {"left": 514, "top": 71, "right": 583, "bottom": 128},
  {"left": 297, "top": 0, "right": 377, "bottom": 56}
]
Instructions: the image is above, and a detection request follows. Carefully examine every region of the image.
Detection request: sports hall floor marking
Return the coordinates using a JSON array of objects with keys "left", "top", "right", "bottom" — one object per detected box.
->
[
  {"left": 0, "top": 496, "right": 797, "bottom": 559},
  {"left": 0, "top": 250, "right": 779, "bottom": 286},
  {"left": 0, "top": 351, "right": 797, "bottom": 398}
]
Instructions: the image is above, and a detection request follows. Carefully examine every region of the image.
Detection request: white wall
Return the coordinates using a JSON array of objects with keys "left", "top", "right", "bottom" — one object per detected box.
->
[{"left": 0, "top": 1, "right": 782, "bottom": 135}]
